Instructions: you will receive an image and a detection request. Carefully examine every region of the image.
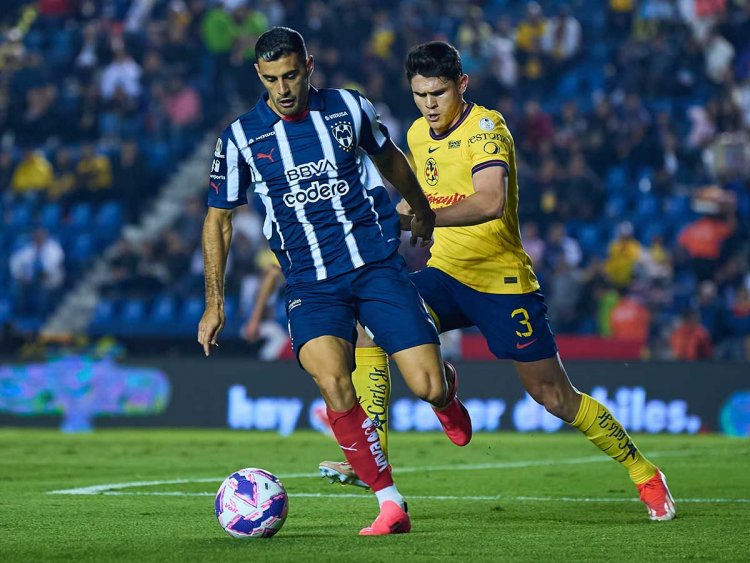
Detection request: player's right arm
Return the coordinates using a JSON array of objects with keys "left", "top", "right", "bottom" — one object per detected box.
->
[
  {"left": 198, "top": 127, "right": 253, "bottom": 356},
  {"left": 198, "top": 206, "right": 233, "bottom": 356}
]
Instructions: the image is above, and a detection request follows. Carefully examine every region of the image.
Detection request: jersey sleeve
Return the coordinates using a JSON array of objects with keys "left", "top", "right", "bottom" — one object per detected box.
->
[
  {"left": 466, "top": 112, "right": 512, "bottom": 177},
  {"left": 353, "top": 91, "right": 391, "bottom": 155},
  {"left": 207, "top": 126, "right": 252, "bottom": 209}
]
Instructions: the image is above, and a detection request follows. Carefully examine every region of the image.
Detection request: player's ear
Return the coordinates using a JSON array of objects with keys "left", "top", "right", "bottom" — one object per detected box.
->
[
  {"left": 254, "top": 63, "right": 261, "bottom": 79},
  {"left": 305, "top": 55, "right": 314, "bottom": 77},
  {"left": 458, "top": 74, "right": 469, "bottom": 95}
]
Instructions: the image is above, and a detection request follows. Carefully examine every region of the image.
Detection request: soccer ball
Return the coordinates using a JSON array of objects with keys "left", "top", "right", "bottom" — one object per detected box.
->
[{"left": 215, "top": 468, "right": 289, "bottom": 538}]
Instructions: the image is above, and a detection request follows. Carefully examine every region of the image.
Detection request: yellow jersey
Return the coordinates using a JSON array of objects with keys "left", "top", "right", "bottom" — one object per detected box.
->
[{"left": 407, "top": 103, "right": 539, "bottom": 294}]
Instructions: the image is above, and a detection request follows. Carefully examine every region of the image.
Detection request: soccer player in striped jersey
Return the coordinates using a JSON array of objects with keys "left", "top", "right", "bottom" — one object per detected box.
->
[
  {"left": 321, "top": 41, "right": 676, "bottom": 522},
  {"left": 197, "top": 28, "right": 472, "bottom": 536}
]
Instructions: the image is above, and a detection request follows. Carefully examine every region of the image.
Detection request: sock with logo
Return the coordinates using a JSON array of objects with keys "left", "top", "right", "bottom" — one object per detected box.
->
[
  {"left": 571, "top": 393, "right": 657, "bottom": 485},
  {"left": 352, "top": 346, "right": 390, "bottom": 458},
  {"left": 326, "top": 402, "right": 393, "bottom": 491}
]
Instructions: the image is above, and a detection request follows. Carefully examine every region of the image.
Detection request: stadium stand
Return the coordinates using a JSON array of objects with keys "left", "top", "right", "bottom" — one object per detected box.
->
[{"left": 0, "top": 0, "right": 748, "bottom": 361}]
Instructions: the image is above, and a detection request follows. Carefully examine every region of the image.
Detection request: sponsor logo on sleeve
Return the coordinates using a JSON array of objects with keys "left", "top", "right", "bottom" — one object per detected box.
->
[
  {"left": 214, "top": 138, "right": 224, "bottom": 158},
  {"left": 479, "top": 117, "right": 496, "bottom": 131}
]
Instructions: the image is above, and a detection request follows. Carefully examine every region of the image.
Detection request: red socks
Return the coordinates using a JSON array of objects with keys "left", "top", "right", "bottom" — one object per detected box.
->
[{"left": 327, "top": 402, "right": 393, "bottom": 492}]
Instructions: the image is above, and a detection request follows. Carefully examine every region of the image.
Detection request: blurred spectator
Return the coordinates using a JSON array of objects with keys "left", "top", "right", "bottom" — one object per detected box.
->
[
  {"left": 670, "top": 309, "right": 713, "bottom": 360},
  {"left": 76, "top": 143, "right": 113, "bottom": 201},
  {"left": 49, "top": 147, "right": 77, "bottom": 200},
  {"left": 99, "top": 41, "right": 142, "bottom": 102},
  {"left": 9, "top": 228, "right": 65, "bottom": 317},
  {"left": 704, "top": 28, "right": 735, "bottom": 83},
  {"left": 604, "top": 221, "right": 643, "bottom": 288},
  {"left": 610, "top": 293, "right": 651, "bottom": 342},
  {"left": 559, "top": 153, "right": 603, "bottom": 220},
  {"left": 677, "top": 213, "right": 735, "bottom": 280},
  {"left": 11, "top": 150, "right": 54, "bottom": 194},
  {"left": 164, "top": 74, "right": 203, "bottom": 139},
  {"left": 112, "top": 140, "right": 153, "bottom": 222},
  {"left": 487, "top": 17, "right": 518, "bottom": 94},
  {"left": 521, "top": 222, "right": 545, "bottom": 267},
  {"left": 544, "top": 222, "right": 582, "bottom": 271},
  {"left": 521, "top": 100, "right": 554, "bottom": 152},
  {"left": 516, "top": 2, "right": 548, "bottom": 94},
  {"left": 541, "top": 4, "right": 582, "bottom": 71}
]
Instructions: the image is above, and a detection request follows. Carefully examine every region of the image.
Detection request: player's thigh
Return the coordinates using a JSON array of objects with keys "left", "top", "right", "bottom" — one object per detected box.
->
[
  {"left": 284, "top": 283, "right": 357, "bottom": 366},
  {"left": 467, "top": 290, "right": 558, "bottom": 362},
  {"left": 391, "top": 343, "right": 445, "bottom": 404},
  {"left": 409, "top": 267, "right": 472, "bottom": 333},
  {"left": 353, "top": 256, "right": 440, "bottom": 356}
]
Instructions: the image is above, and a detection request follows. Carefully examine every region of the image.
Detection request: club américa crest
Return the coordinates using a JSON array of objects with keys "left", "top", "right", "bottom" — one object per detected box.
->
[
  {"left": 424, "top": 157, "right": 439, "bottom": 186},
  {"left": 331, "top": 121, "right": 354, "bottom": 151}
]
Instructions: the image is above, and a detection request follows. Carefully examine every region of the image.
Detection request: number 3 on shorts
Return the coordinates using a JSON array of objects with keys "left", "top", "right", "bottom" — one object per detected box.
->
[{"left": 511, "top": 308, "right": 533, "bottom": 337}]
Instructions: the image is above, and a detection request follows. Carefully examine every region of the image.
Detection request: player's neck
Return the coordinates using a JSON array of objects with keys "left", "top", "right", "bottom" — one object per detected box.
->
[{"left": 431, "top": 101, "right": 469, "bottom": 138}]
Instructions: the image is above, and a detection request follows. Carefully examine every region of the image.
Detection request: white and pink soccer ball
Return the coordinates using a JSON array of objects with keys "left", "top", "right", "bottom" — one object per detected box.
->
[{"left": 215, "top": 468, "right": 289, "bottom": 538}]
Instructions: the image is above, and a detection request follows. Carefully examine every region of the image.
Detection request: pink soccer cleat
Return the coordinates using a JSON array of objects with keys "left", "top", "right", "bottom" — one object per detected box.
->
[
  {"left": 637, "top": 468, "right": 676, "bottom": 521},
  {"left": 432, "top": 361, "right": 472, "bottom": 446},
  {"left": 359, "top": 501, "right": 411, "bottom": 536}
]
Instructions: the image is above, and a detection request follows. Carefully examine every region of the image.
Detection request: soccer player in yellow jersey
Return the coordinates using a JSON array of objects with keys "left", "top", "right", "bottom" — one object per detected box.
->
[{"left": 321, "top": 41, "right": 676, "bottom": 522}]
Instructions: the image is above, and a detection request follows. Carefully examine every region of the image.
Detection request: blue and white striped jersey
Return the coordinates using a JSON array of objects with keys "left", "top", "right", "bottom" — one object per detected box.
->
[{"left": 207, "top": 88, "right": 401, "bottom": 285}]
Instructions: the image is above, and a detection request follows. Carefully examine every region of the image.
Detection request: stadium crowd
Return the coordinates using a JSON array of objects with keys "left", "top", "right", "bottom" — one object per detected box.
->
[{"left": 1, "top": 0, "right": 749, "bottom": 360}]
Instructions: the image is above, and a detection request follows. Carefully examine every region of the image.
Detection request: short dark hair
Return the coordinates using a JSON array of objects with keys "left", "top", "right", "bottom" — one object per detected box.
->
[
  {"left": 254, "top": 27, "right": 307, "bottom": 63},
  {"left": 405, "top": 41, "right": 463, "bottom": 83}
]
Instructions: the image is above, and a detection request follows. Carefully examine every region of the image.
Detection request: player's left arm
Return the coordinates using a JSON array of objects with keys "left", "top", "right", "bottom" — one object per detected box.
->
[
  {"left": 372, "top": 140, "right": 436, "bottom": 246},
  {"left": 433, "top": 165, "right": 507, "bottom": 227}
]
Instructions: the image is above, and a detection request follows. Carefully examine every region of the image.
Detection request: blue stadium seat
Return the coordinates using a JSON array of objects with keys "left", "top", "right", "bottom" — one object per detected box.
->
[
  {"left": 95, "top": 201, "right": 125, "bottom": 245},
  {"left": 39, "top": 202, "right": 63, "bottom": 230},
  {"left": 577, "top": 223, "right": 602, "bottom": 257},
  {"left": 67, "top": 233, "right": 95, "bottom": 270},
  {"left": 120, "top": 298, "right": 147, "bottom": 334},
  {"left": 90, "top": 299, "right": 118, "bottom": 334},
  {"left": 180, "top": 296, "right": 204, "bottom": 332},
  {"left": 636, "top": 194, "right": 660, "bottom": 220},
  {"left": 604, "top": 165, "right": 630, "bottom": 194},
  {"left": 69, "top": 203, "right": 94, "bottom": 231},
  {"left": 8, "top": 202, "right": 33, "bottom": 229},
  {"left": 0, "top": 297, "right": 12, "bottom": 324}
]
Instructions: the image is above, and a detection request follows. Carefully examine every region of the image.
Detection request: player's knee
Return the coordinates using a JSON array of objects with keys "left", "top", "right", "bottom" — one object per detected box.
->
[{"left": 308, "top": 370, "right": 355, "bottom": 410}]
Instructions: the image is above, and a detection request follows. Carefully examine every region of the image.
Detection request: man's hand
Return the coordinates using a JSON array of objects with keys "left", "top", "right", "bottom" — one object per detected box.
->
[
  {"left": 410, "top": 208, "right": 436, "bottom": 247},
  {"left": 198, "top": 306, "right": 225, "bottom": 356}
]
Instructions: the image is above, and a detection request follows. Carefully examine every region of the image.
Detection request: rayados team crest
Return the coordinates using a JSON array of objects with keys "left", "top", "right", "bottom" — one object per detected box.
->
[
  {"left": 424, "top": 157, "right": 439, "bottom": 186},
  {"left": 331, "top": 121, "right": 354, "bottom": 151}
]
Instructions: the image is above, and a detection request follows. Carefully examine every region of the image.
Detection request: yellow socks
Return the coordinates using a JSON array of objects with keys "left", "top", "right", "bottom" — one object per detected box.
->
[
  {"left": 352, "top": 346, "right": 390, "bottom": 457},
  {"left": 571, "top": 393, "right": 657, "bottom": 485}
]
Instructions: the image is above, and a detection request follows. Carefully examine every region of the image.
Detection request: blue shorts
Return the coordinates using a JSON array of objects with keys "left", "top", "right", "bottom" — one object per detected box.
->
[
  {"left": 410, "top": 267, "right": 558, "bottom": 362},
  {"left": 285, "top": 253, "right": 439, "bottom": 359}
]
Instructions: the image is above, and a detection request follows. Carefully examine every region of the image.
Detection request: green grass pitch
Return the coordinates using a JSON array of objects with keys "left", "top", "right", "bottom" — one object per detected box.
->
[{"left": 1, "top": 429, "right": 748, "bottom": 562}]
